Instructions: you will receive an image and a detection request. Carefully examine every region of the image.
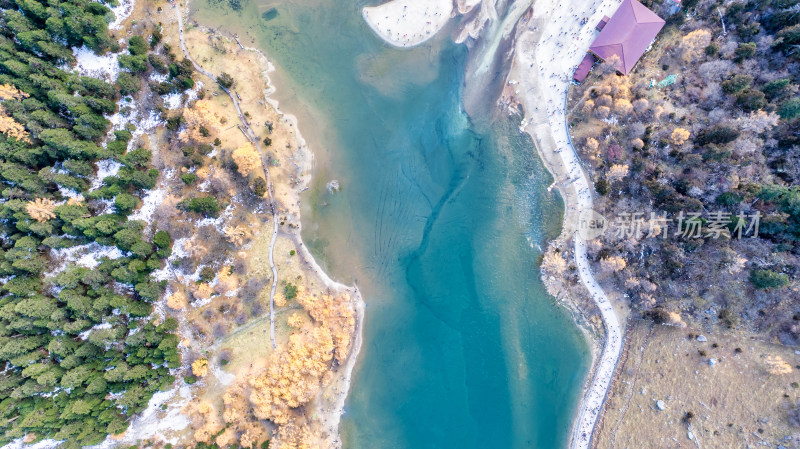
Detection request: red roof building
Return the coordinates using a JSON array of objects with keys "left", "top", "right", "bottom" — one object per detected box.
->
[
  {"left": 573, "top": 53, "right": 597, "bottom": 83},
  {"left": 588, "top": 0, "right": 665, "bottom": 74},
  {"left": 596, "top": 16, "right": 611, "bottom": 31}
]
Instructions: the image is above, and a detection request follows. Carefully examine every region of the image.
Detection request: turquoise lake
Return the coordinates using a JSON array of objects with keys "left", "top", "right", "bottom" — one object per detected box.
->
[{"left": 191, "top": 0, "right": 590, "bottom": 447}]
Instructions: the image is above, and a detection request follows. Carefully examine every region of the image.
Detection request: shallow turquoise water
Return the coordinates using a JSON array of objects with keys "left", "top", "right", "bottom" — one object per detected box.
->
[{"left": 192, "top": 1, "right": 590, "bottom": 447}]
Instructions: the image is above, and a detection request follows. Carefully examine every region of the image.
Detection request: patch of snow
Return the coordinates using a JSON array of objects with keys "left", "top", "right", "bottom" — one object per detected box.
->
[
  {"left": 92, "top": 159, "right": 123, "bottom": 190},
  {"left": 108, "top": 0, "right": 135, "bottom": 30},
  {"left": 78, "top": 322, "right": 113, "bottom": 341},
  {"left": 196, "top": 217, "right": 218, "bottom": 228},
  {"left": 193, "top": 205, "right": 235, "bottom": 235},
  {"left": 185, "top": 81, "right": 204, "bottom": 103},
  {"left": 1, "top": 438, "right": 62, "bottom": 449},
  {"left": 96, "top": 198, "right": 115, "bottom": 215},
  {"left": 170, "top": 238, "right": 190, "bottom": 259},
  {"left": 106, "top": 112, "right": 131, "bottom": 135},
  {"left": 129, "top": 187, "right": 166, "bottom": 223},
  {"left": 141, "top": 109, "right": 164, "bottom": 132},
  {"left": 162, "top": 92, "right": 183, "bottom": 110},
  {"left": 196, "top": 179, "right": 211, "bottom": 192},
  {"left": 47, "top": 242, "right": 124, "bottom": 275},
  {"left": 150, "top": 72, "right": 169, "bottom": 83},
  {"left": 190, "top": 296, "right": 212, "bottom": 308},
  {"left": 58, "top": 186, "right": 81, "bottom": 199},
  {"left": 90, "top": 386, "right": 191, "bottom": 449},
  {"left": 150, "top": 266, "right": 173, "bottom": 282},
  {"left": 72, "top": 46, "right": 119, "bottom": 82}
]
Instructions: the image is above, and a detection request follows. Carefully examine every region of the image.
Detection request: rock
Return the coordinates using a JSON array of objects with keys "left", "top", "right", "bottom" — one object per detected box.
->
[
  {"left": 688, "top": 431, "right": 694, "bottom": 440},
  {"left": 326, "top": 180, "right": 341, "bottom": 193},
  {"left": 697, "top": 335, "right": 707, "bottom": 342},
  {"left": 709, "top": 358, "right": 717, "bottom": 366},
  {"left": 656, "top": 400, "right": 666, "bottom": 410}
]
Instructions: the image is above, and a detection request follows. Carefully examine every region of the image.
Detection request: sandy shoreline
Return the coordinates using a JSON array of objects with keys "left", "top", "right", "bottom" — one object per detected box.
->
[
  {"left": 362, "top": 0, "right": 453, "bottom": 47},
  {"left": 505, "top": 0, "right": 626, "bottom": 447}
]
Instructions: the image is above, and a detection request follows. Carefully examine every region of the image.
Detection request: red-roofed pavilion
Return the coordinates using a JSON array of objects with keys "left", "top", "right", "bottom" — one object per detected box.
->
[{"left": 588, "top": 0, "right": 665, "bottom": 74}]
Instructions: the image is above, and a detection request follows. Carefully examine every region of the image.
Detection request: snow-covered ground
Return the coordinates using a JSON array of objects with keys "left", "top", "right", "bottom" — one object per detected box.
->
[
  {"left": 91, "top": 159, "right": 122, "bottom": 190},
  {"left": 72, "top": 46, "right": 120, "bottom": 82},
  {"left": 47, "top": 242, "right": 124, "bottom": 275},
  {"left": 1, "top": 439, "right": 62, "bottom": 449},
  {"left": 109, "top": 0, "right": 135, "bottom": 30},
  {"left": 88, "top": 386, "right": 192, "bottom": 449},
  {"left": 128, "top": 183, "right": 167, "bottom": 223}
]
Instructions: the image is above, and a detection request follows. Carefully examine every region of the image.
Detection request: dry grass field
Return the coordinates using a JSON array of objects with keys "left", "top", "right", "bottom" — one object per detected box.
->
[{"left": 595, "top": 322, "right": 800, "bottom": 449}]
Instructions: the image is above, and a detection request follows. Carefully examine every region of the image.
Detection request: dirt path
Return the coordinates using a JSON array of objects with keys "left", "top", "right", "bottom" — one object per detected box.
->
[
  {"left": 174, "top": 4, "right": 280, "bottom": 349},
  {"left": 508, "top": 0, "right": 624, "bottom": 448}
]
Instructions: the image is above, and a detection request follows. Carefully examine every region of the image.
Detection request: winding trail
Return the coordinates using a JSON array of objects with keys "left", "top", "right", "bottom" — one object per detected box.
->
[
  {"left": 508, "top": 0, "right": 624, "bottom": 447},
  {"left": 174, "top": 5, "right": 280, "bottom": 348}
]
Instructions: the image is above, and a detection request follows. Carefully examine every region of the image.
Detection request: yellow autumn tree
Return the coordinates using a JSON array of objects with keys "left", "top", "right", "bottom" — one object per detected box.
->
[
  {"left": 232, "top": 144, "right": 262, "bottom": 177},
  {"left": 295, "top": 289, "right": 355, "bottom": 363},
  {"left": 273, "top": 421, "right": 315, "bottom": 449},
  {"left": 26, "top": 198, "right": 56, "bottom": 222},
  {"left": 287, "top": 313, "right": 305, "bottom": 328},
  {"left": 614, "top": 98, "right": 633, "bottom": 116},
  {"left": 186, "top": 400, "right": 224, "bottom": 444},
  {"left": 541, "top": 251, "right": 567, "bottom": 275},
  {"left": 671, "top": 128, "right": 691, "bottom": 146},
  {"left": 600, "top": 256, "right": 627, "bottom": 273},
  {"left": 585, "top": 137, "right": 599, "bottom": 152},
  {"left": 0, "top": 105, "right": 31, "bottom": 143},
  {"left": 66, "top": 196, "right": 84, "bottom": 206},
  {"left": 192, "top": 358, "right": 209, "bottom": 377},
  {"left": 0, "top": 84, "right": 29, "bottom": 142},
  {"left": 582, "top": 99, "right": 595, "bottom": 114},
  {"left": 180, "top": 99, "right": 221, "bottom": 143},
  {"left": 216, "top": 267, "right": 238, "bottom": 293},
  {"left": 0, "top": 83, "right": 28, "bottom": 101},
  {"left": 249, "top": 327, "right": 336, "bottom": 425},
  {"left": 273, "top": 291, "right": 287, "bottom": 308},
  {"left": 679, "top": 29, "right": 712, "bottom": 62},
  {"left": 607, "top": 164, "right": 630, "bottom": 181}
]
